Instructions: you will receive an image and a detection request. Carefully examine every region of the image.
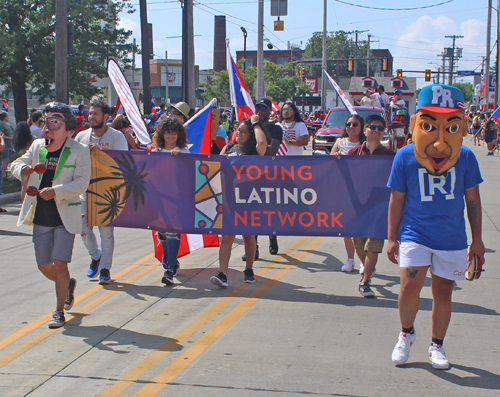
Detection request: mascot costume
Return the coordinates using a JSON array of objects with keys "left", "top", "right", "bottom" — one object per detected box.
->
[{"left": 387, "top": 84, "right": 485, "bottom": 370}]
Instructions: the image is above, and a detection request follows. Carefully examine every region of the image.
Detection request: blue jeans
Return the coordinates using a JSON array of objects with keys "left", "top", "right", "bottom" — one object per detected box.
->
[{"left": 158, "top": 232, "right": 181, "bottom": 271}]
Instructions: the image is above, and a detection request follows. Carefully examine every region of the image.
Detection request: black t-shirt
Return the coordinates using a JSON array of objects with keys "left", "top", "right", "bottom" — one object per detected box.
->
[
  {"left": 265, "top": 122, "right": 283, "bottom": 144},
  {"left": 484, "top": 120, "right": 497, "bottom": 136},
  {"left": 33, "top": 146, "right": 64, "bottom": 227}
]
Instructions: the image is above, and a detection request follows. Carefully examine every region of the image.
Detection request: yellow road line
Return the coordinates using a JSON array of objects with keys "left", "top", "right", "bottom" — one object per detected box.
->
[
  {"left": 0, "top": 252, "right": 155, "bottom": 355},
  {"left": 134, "top": 237, "right": 325, "bottom": 396},
  {"left": 97, "top": 236, "right": 311, "bottom": 397},
  {"left": 0, "top": 259, "right": 159, "bottom": 369}
]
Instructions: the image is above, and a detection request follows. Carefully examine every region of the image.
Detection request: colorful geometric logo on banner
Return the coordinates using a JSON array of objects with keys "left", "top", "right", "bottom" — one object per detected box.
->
[{"left": 195, "top": 160, "right": 223, "bottom": 229}]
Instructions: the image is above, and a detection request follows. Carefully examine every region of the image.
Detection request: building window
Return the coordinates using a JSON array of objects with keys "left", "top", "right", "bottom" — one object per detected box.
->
[
  {"left": 392, "top": 80, "right": 403, "bottom": 88},
  {"left": 363, "top": 80, "right": 374, "bottom": 87},
  {"left": 246, "top": 58, "right": 253, "bottom": 67},
  {"left": 277, "top": 57, "right": 288, "bottom": 65},
  {"left": 264, "top": 57, "right": 271, "bottom": 62}
]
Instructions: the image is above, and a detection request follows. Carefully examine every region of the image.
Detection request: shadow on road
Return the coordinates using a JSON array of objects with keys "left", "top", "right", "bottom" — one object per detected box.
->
[{"left": 400, "top": 362, "right": 500, "bottom": 390}]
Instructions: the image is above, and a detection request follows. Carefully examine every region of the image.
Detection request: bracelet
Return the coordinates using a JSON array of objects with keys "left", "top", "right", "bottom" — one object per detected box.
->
[{"left": 252, "top": 122, "right": 260, "bottom": 127}]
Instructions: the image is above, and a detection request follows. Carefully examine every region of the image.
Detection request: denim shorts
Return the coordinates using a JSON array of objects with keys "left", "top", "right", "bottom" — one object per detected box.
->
[
  {"left": 33, "top": 224, "right": 76, "bottom": 265},
  {"left": 2, "top": 147, "right": 12, "bottom": 159}
]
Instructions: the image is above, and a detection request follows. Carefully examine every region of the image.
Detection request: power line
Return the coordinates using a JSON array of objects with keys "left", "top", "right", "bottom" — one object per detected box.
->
[{"left": 333, "top": 0, "right": 456, "bottom": 11}]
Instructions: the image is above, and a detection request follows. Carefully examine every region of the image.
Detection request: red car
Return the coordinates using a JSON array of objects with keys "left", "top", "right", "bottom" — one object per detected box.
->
[{"left": 312, "top": 106, "right": 395, "bottom": 155}]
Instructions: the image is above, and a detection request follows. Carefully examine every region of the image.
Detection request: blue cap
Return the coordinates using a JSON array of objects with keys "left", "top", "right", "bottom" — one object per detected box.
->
[
  {"left": 416, "top": 84, "right": 464, "bottom": 114},
  {"left": 394, "top": 89, "right": 403, "bottom": 95}
]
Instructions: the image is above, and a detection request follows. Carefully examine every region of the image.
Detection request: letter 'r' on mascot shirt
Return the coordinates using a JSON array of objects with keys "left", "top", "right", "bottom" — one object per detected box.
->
[{"left": 387, "top": 144, "right": 483, "bottom": 251}]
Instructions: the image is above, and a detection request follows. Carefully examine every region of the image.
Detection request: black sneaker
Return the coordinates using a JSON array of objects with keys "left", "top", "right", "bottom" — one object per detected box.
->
[
  {"left": 87, "top": 257, "right": 100, "bottom": 278},
  {"left": 48, "top": 310, "right": 65, "bottom": 329},
  {"left": 211, "top": 272, "right": 228, "bottom": 288},
  {"left": 172, "top": 261, "right": 180, "bottom": 277},
  {"left": 98, "top": 268, "right": 111, "bottom": 285},
  {"left": 269, "top": 236, "right": 278, "bottom": 255},
  {"left": 242, "top": 245, "right": 259, "bottom": 261},
  {"left": 359, "top": 281, "right": 375, "bottom": 298},
  {"left": 244, "top": 268, "right": 255, "bottom": 283},
  {"left": 64, "top": 278, "right": 77, "bottom": 311},
  {"left": 162, "top": 270, "right": 174, "bottom": 286}
]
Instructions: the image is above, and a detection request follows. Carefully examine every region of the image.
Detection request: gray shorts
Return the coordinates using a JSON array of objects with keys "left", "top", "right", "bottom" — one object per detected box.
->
[{"left": 33, "top": 224, "right": 75, "bottom": 266}]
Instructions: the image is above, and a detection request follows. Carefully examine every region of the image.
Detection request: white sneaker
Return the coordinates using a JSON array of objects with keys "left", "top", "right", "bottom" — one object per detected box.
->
[
  {"left": 428, "top": 344, "right": 449, "bottom": 369},
  {"left": 341, "top": 258, "right": 355, "bottom": 272},
  {"left": 392, "top": 331, "right": 416, "bottom": 365},
  {"left": 359, "top": 263, "right": 376, "bottom": 275}
]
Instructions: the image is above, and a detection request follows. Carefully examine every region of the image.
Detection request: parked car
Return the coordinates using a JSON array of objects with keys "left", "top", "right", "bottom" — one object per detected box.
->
[{"left": 312, "top": 106, "right": 396, "bottom": 155}]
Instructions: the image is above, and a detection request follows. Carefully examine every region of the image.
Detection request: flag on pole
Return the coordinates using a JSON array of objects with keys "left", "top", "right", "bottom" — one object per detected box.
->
[
  {"left": 323, "top": 69, "right": 358, "bottom": 116},
  {"left": 227, "top": 39, "right": 255, "bottom": 123},
  {"left": 107, "top": 58, "right": 151, "bottom": 145},
  {"left": 492, "top": 105, "right": 500, "bottom": 124},
  {"left": 184, "top": 98, "right": 217, "bottom": 154},
  {"left": 271, "top": 100, "right": 281, "bottom": 114}
]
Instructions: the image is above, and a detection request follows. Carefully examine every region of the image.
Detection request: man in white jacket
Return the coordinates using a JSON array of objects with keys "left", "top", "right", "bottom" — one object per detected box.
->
[{"left": 11, "top": 102, "right": 91, "bottom": 329}]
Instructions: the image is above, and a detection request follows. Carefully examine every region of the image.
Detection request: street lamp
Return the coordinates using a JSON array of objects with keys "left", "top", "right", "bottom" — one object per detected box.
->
[{"left": 240, "top": 26, "right": 247, "bottom": 70}]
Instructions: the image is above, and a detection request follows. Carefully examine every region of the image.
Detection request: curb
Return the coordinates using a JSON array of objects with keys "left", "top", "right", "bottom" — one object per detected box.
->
[{"left": 0, "top": 192, "right": 21, "bottom": 205}]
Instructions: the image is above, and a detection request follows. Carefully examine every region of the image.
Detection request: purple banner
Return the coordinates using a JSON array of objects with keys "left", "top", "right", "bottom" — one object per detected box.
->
[{"left": 87, "top": 150, "right": 394, "bottom": 239}]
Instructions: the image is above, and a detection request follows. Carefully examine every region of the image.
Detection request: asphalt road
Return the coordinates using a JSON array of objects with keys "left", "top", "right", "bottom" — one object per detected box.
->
[{"left": 0, "top": 139, "right": 499, "bottom": 397}]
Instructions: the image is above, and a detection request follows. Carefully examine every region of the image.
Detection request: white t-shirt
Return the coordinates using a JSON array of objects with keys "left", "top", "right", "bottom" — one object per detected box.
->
[
  {"left": 360, "top": 96, "right": 373, "bottom": 107},
  {"left": 75, "top": 127, "right": 128, "bottom": 207},
  {"left": 75, "top": 127, "right": 129, "bottom": 151},
  {"left": 279, "top": 121, "right": 309, "bottom": 156},
  {"left": 30, "top": 124, "right": 43, "bottom": 139},
  {"left": 336, "top": 138, "right": 361, "bottom": 155}
]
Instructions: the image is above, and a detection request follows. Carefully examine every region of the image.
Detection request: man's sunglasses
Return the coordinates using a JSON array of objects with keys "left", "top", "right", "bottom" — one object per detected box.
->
[
  {"left": 346, "top": 122, "right": 359, "bottom": 128},
  {"left": 40, "top": 117, "right": 66, "bottom": 130},
  {"left": 368, "top": 124, "right": 385, "bottom": 132},
  {"left": 255, "top": 105, "right": 268, "bottom": 111}
]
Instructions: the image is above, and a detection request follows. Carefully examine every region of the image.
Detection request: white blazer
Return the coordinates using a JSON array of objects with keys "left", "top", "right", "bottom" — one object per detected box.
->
[{"left": 11, "top": 138, "right": 91, "bottom": 234}]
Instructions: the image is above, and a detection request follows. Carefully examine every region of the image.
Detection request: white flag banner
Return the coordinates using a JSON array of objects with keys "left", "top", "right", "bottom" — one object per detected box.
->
[
  {"left": 323, "top": 69, "right": 357, "bottom": 116},
  {"left": 107, "top": 58, "right": 151, "bottom": 144}
]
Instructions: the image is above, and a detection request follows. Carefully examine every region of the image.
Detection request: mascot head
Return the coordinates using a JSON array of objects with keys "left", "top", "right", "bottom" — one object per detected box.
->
[{"left": 410, "top": 84, "right": 467, "bottom": 175}]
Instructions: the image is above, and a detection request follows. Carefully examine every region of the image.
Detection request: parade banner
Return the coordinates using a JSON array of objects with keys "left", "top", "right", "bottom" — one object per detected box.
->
[{"left": 87, "top": 150, "right": 394, "bottom": 239}]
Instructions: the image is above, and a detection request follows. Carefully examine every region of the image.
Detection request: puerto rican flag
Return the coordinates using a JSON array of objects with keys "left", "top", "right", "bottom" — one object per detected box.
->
[
  {"left": 227, "top": 39, "right": 255, "bottom": 122},
  {"left": 271, "top": 100, "right": 281, "bottom": 114},
  {"left": 492, "top": 105, "right": 500, "bottom": 124},
  {"left": 153, "top": 232, "right": 220, "bottom": 262}
]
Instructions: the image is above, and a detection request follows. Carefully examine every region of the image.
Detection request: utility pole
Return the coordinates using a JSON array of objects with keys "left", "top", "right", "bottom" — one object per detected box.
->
[
  {"left": 366, "top": 34, "right": 371, "bottom": 77},
  {"left": 131, "top": 38, "right": 136, "bottom": 90},
  {"left": 485, "top": 0, "right": 492, "bottom": 108},
  {"left": 139, "top": 0, "right": 151, "bottom": 115},
  {"left": 256, "top": 0, "right": 264, "bottom": 99},
  {"left": 496, "top": 0, "right": 500, "bottom": 105},
  {"left": 321, "top": 0, "right": 327, "bottom": 113},
  {"left": 55, "top": 0, "right": 69, "bottom": 103},
  {"left": 352, "top": 30, "right": 368, "bottom": 77},
  {"left": 445, "top": 34, "right": 463, "bottom": 85},
  {"left": 182, "top": 0, "right": 195, "bottom": 107},
  {"left": 165, "top": 51, "right": 169, "bottom": 104}
]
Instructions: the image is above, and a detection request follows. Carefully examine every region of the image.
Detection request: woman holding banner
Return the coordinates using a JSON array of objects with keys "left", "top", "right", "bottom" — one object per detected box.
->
[
  {"left": 330, "top": 114, "right": 366, "bottom": 274},
  {"left": 154, "top": 117, "right": 190, "bottom": 286},
  {"left": 210, "top": 115, "right": 268, "bottom": 287}
]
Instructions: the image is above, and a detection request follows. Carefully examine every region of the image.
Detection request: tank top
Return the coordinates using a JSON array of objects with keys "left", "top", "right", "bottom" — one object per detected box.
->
[{"left": 337, "top": 138, "right": 361, "bottom": 155}]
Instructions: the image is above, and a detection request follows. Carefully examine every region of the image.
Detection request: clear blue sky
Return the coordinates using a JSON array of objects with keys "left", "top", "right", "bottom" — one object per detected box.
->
[{"left": 120, "top": 0, "right": 492, "bottom": 86}]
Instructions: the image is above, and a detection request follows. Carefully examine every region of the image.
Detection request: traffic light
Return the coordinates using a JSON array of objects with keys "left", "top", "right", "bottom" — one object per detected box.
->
[
  {"left": 396, "top": 69, "right": 403, "bottom": 78},
  {"left": 382, "top": 58, "right": 388, "bottom": 71},
  {"left": 296, "top": 65, "right": 300, "bottom": 77},
  {"left": 425, "top": 69, "right": 431, "bottom": 82},
  {"left": 300, "top": 67, "right": 305, "bottom": 80},
  {"left": 348, "top": 59, "right": 353, "bottom": 72}
]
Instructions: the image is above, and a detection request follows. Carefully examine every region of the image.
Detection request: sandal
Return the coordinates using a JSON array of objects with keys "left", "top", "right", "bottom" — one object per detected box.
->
[{"left": 0, "top": 208, "right": 7, "bottom": 213}]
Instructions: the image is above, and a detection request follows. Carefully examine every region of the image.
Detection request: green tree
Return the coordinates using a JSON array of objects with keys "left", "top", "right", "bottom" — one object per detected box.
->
[
  {"left": 303, "top": 31, "right": 374, "bottom": 78},
  {"left": 452, "top": 82, "right": 474, "bottom": 102},
  {"left": 263, "top": 61, "right": 309, "bottom": 103},
  {"left": 0, "top": 0, "right": 135, "bottom": 122}
]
